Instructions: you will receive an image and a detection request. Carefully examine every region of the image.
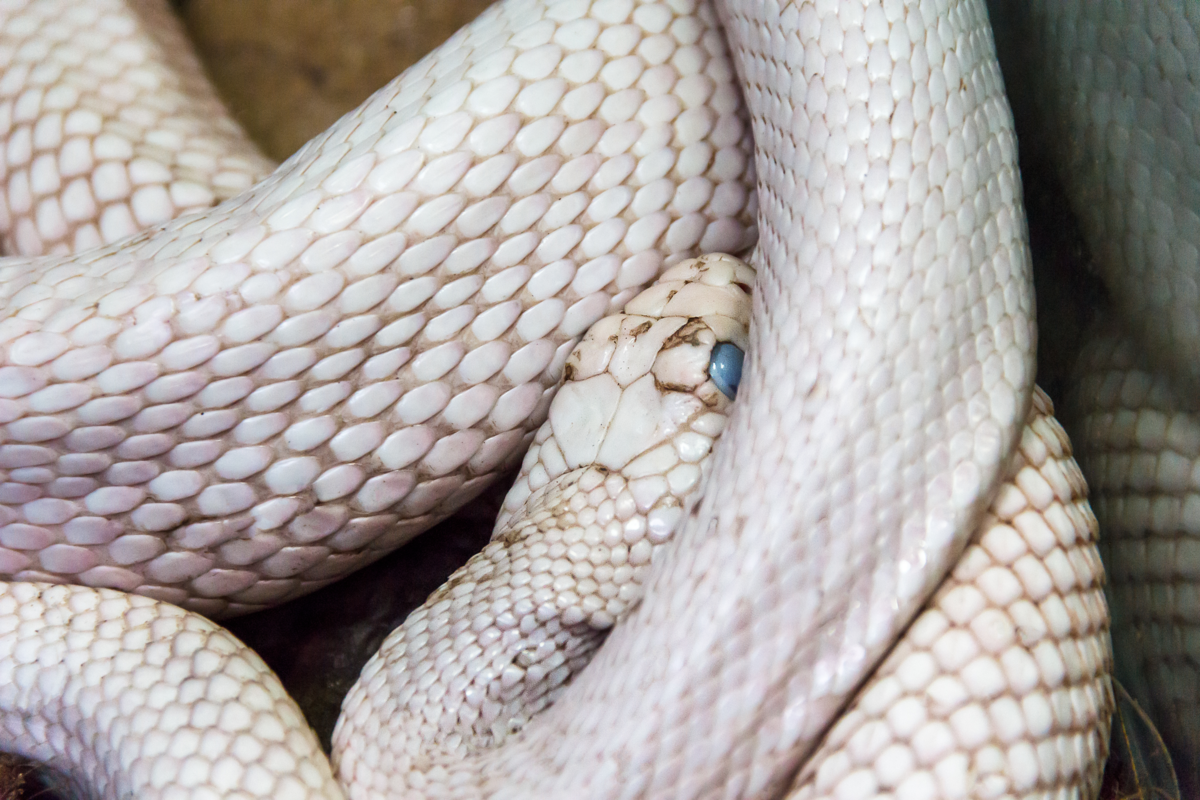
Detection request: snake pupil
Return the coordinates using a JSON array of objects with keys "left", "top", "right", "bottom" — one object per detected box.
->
[{"left": 708, "top": 342, "right": 744, "bottom": 399}]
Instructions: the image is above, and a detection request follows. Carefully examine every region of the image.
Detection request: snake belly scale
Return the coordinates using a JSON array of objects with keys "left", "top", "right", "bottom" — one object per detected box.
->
[{"left": 0, "top": 0, "right": 1114, "bottom": 799}]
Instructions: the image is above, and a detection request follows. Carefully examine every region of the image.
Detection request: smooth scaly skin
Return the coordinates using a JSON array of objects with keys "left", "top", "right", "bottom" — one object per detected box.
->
[
  {"left": 0, "top": 254, "right": 748, "bottom": 800},
  {"left": 0, "top": 0, "right": 1114, "bottom": 799},
  {"left": 0, "top": 0, "right": 274, "bottom": 256},
  {"left": 334, "top": 255, "right": 1112, "bottom": 799},
  {"left": 0, "top": 0, "right": 757, "bottom": 618},
  {"left": 1069, "top": 328, "right": 1200, "bottom": 789},
  {"left": 337, "top": 0, "right": 1055, "bottom": 796},
  {"left": 0, "top": 581, "right": 345, "bottom": 799},
  {"left": 1016, "top": 1, "right": 1200, "bottom": 399},
  {"left": 788, "top": 388, "right": 1110, "bottom": 800},
  {"left": 0, "top": 254, "right": 1112, "bottom": 800},
  {"left": 1008, "top": 0, "right": 1200, "bottom": 786},
  {"left": 334, "top": 254, "right": 753, "bottom": 786}
]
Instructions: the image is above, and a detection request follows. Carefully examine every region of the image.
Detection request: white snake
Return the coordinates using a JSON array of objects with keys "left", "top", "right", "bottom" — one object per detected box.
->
[{"left": 0, "top": 0, "right": 1114, "bottom": 798}]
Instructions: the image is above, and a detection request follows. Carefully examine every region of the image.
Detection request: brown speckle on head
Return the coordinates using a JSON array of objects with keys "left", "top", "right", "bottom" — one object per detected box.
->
[{"left": 663, "top": 319, "right": 708, "bottom": 349}]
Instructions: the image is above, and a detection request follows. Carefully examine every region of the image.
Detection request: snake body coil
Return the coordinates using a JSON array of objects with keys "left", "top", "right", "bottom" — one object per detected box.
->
[
  {"left": 0, "top": 0, "right": 1116, "bottom": 798},
  {"left": 996, "top": 1, "right": 1200, "bottom": 787}
]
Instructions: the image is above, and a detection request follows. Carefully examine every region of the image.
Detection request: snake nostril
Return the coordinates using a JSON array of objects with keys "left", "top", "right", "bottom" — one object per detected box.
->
[{"left": 708, "top": 342, "right": 744, "bottom": 399}]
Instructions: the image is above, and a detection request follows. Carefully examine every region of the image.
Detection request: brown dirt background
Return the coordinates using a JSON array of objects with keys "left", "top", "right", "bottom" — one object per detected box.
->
[{"left": 177, "top": 0, "right": 495, "bottom": 160}]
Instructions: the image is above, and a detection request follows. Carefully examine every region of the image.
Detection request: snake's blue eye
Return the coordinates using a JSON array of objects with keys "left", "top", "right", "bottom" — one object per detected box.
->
[{"left": 708, "top": 342, "right": 744, "bottom": 399}]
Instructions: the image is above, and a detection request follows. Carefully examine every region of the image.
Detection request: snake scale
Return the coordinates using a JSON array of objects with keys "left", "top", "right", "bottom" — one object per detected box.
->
[
  {"left": 991, "top": 0, "right": 1200, "bottom": 791},
  {"left": 0, "top": 0, "right": 1116, "bottom": 798}
]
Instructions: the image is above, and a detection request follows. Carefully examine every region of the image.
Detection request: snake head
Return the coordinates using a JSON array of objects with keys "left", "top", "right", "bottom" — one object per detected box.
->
[
  {"left": 494, "top": 254, "right": 756, "bottom": 535},
  {"left": 549, "top": 253, "right": 754, "bottom": 475}
]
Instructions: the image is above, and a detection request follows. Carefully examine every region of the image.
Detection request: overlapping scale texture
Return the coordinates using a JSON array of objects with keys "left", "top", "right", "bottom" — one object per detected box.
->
[
  {"left": 1069, "top": 327, "right": 1200, "bottom": 789},
  {"left": 0, "top": 0, "right": 757, "bottom": 617},
  {"left": 0, "top": 1, "right": 1117, "bottom": 798},
  {"left": 0, "top": 581, "right": 345, "bottom": 800},
  {"left": 425, "top": 0, "right": 1036, "bottom": 795},
  {"left": 789, "top": 390, "right": 1111, "bottom": 800},
  {"left": 1013, "top": 1, "right": 1200, "bottom": 786},
  {"left": 0, "top": 0, "right": 274, "bottom": 255},
  {"left": 331, "top": 0, "right": 1045, "bottom": 794},
  {"left": 1019, "top": 1, "right": 1200, "bottom": 399},
  {"left": 333, "top": 253, "right": 748, "bottom": 794}
]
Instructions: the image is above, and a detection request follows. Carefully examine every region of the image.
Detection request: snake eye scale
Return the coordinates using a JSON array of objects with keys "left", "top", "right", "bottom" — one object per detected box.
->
[{"left": 0, "top": 0, "right": 1117, "bottom": 798}]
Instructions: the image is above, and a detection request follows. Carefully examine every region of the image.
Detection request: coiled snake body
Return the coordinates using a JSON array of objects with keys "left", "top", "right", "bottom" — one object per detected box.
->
[
  {"left": 1004, "top": 0, "right": 1200, "bottom": 789},
  {"left": 0, "top": 0, "right": 1113, "bottom": 798}
]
